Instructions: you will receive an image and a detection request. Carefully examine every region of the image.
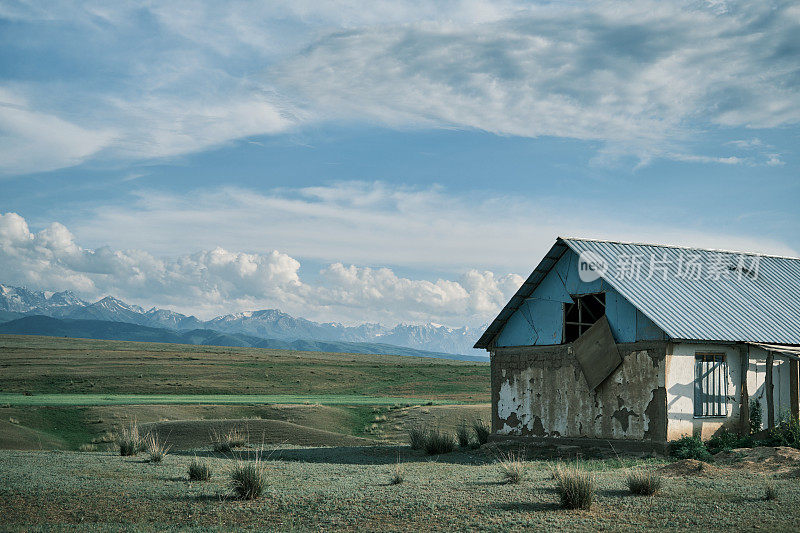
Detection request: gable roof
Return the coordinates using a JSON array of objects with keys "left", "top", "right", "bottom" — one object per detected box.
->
[{"left": 474, "top": 237, "right": 800, "bottom": 349}]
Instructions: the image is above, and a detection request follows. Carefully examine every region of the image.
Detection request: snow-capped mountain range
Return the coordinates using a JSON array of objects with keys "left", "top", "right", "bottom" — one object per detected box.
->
[{"left": 0, "top": 284, "right": 484, "bottom": 356}]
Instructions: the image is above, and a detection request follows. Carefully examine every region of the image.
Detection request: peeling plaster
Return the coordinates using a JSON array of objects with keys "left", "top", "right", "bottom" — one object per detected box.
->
[{"left": 493, "top": 343, "right": 667, "bottom": 441}]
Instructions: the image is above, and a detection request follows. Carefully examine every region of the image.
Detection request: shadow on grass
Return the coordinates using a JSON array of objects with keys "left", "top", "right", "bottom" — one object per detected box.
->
[
  {"left": 171, "top": 445, "right": 496, "bottom": 466},
  {"left": 598, "top": 488, "right": 631, "bottom": 497},
  {"left": 489, "top": 501, "right": 562, "bottom": 512}
]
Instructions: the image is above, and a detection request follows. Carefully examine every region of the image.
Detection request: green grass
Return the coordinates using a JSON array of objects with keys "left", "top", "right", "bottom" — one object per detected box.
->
[
  {"left": 1, "top": 449, "right": 798, "bottom": 531},
  {"left": 0, "top": 334, "right": 488, "bottom": 402},
  {"left": 0, "top": 393, "right": 460, "bottom": 407}
]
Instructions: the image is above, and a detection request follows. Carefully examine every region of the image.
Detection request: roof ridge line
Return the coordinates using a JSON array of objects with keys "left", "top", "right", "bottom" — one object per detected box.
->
[{"left": 558, "top": 236, "right": 800, "bottom": 261}]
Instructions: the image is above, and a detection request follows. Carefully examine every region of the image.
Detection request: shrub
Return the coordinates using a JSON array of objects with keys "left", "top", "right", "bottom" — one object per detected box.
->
[
  {"left": 456, "top": 421, "right": 472, "bottom": 448},
  {"left": 144, "top": 433, "right": 171, "bottom": 463},
  {"left": 627, "top": 470, "right": 662, "bottom": 495},
  {"left": 555, "top": 464, "right": 593, "bottom": 510},
  {"left": 188, "top": 457, "right": 213, "bottom": 481},
  {"left": 423, "top": 429, "right": 455, "bottom": 455},
  {"left": 212, "top": 427, "right": 247, "bottom": 453},
  {"left": 116, "top": 423, "right": 142, "bottom": 456},
  {"left": 706, "top": 429, "right": 752, "bottom": 455},
  {"left": 230, "top": 458, "right": 267, "bottom": 500},
  {"left": 762, "top": 418, "right": 800, "bottom": 449},
  {"left": 750, "top": 398, "right": 763, "bottom": 435},
  {"left": 472, "top": 419, "right": 490, "bottom": 446},
  {"left": 668, "top": 436, "right": 711, "bottom": 461},
  {"left": 408, "top": 426, "right": 428, "bottom": 450},
  {"left": 764, "top": 482, "right": 777, "bottom": 501},
  {"left": 498, "top": 450, "right": 525, "bottom": 484}
]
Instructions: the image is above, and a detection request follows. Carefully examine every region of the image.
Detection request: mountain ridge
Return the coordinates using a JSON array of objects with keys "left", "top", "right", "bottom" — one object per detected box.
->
[
  {"left": 0, "top": 315, "right": 487, "bottom": 361},
  {"left": 0, "top": 284, "right": 485, "bottom": 356}
]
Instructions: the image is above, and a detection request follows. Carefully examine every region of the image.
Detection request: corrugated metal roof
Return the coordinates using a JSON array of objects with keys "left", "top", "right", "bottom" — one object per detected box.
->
[{"left": 474, "top": 237, "right": 800, "bottom": 349}]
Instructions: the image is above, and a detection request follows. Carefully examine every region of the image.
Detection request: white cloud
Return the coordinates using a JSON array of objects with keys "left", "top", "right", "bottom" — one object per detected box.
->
[
  {"left": 2, "top": 1, "right": 799, "bottom": 173},
  {"left": 68, "top": 181, "right": 797, "bottom": 275},
  {"left": 0, "top": 88, "right": 115, "bottom": 174},
  {"left": 0, "top": 211, "right": 524, "bottom": 326},
  {"left": 272, "top": 1, "right": 800, "bottom": 157}
]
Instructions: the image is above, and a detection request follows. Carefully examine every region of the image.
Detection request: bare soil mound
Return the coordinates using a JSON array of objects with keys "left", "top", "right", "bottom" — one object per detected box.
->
[
  {"left": 139, "top": 418, "right": 374, "bottom": 449},
  {"left": 659, "top": 459, "right": 719, "bottom": 477},
  {"left": 713, "top": 446, "right": 800, "bottom": 473}
]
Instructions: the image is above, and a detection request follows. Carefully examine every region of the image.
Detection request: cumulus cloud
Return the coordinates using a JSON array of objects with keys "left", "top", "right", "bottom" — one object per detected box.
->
[
  {"left": 0, "top": 211, "right": 524, "bottom": 326},
  {"left": 2, "top": 1, "right": 798, "bottom": 173},
  {"left": 67, "top": 181, "right": 797, "bottom": 279}
]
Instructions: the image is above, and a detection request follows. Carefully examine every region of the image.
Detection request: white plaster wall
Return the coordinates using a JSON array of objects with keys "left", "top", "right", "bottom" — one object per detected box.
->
[
  {"left": 667, "top": 342, "right": 739, "bottom": 440},
  {"left": 667, "top": 343, "right": 794, "bottom": 440},
  {"left": 747, "top": 346, "right": 793, "bottom": 429}
]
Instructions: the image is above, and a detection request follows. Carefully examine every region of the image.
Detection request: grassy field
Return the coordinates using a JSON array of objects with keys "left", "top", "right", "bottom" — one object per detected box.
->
[
  {"left": 2, "top": 447, "right": 799, "bottom": 531},
  {"left": 0, "top": 334, "right": 488, "bottom": 400},
  {"left": 0, "top": 334, "right": 490, "bottom": 451},
  {"left": 0, "top": 393, "right": 458, "bottom": 406}
]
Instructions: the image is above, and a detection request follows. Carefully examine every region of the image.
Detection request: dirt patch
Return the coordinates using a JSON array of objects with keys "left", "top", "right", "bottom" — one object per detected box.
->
[
  {"left": 139, "top": 418, "right": 374, "bottom": 449},
  {"left": 659, "top": 459, "right": 719, "bottom": 477},
  {"left": 713, "top": 446, "right": 800, "bottom": 473}
]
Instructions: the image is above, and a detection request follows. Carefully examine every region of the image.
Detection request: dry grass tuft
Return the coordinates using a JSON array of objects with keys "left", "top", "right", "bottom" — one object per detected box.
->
[
  {"left": 456, "top": 420, "right": 472, "bottom": 448},
  {"left": 188, "top": 457, "right": 213, "bottom": 481},
  {"left": 230, "top": 457, "right": 267, "bottom": 500},
  {"left": 497, "top": 449, "right": 525, "bottom": 484},
  {"left": 764, "top": 482, "right": 778, "bottom": 501},
  {"left": 554, "top": 463, "right": 593, "bottom": 510},
  {"left": 212, "top": 427, "right": 247, "bottom": 453},
  {"left": 408, "top": 426, "right": 428, "bottom": 450},
  {"left": 472, "top": 419, "right": 490, "bottom": 446},
  {"left": 627, "top": 470, "right": 662, "bottom": 495},
  {"left": 144, "top": 433, "right": 171, "bottom": 463},
  {"left": 423, "top": 428, "right": 455, "bottom": 455},
  {"left": 116, "top": 423, "right": 142, "bottom": 456},
  {"left": 389, "top": 461, "right": 404, "bottom": 485}
]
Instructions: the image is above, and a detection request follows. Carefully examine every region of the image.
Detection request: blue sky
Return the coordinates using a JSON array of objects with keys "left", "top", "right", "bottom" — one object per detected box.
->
[{"left": 1, "top": 0, "right": 798, "bottom": 327}]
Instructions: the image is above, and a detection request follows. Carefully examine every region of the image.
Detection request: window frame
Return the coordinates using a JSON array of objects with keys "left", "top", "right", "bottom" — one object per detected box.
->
[
  {"left": 693, "top": 352, "right": 729, "bottom": 418},
  {"left": 562, "top": 292, "right": 606, "bottom": 343}
]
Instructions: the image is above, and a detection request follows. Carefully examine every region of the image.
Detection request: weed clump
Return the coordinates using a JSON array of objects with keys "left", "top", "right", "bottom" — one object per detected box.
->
[
  {"left": 389, "top": 462, "right": 404, "bottom": 485},
  {"left": 668, "top": 436, "right": 712, "bottom": 461},
  {"left": 626, "top": 470, "right": 662, "bottom": 495},
  {"left": 763, "top": 418, "right": 800, "bottom": 449},
  {"left": 764, "top": 482, "right": 778, "bottom": 501},
  {"left": 456, "top": 421, "right": 472, "bottom": 448},
  {"left": 554, "top": 464, "right": 593, "bottom": 510},
  {"left": 230, "top": 458, "right": 267, "bottom": 500},
  {"left": 423, "top": 429, "right": 455, "bottom": 455},
  {"left": 497, "top": 450, "right": 525, "bottom": 484},
  {"left": 472, "top": 419, "right": 490, "bottom": 446},
  {"left": 408, "top": 426, "right": 428, "bottom": 450},
  {"left": 749, "top": 399, "right": 763, "bottom": 435},
  {"left": 116, "top": 423, "right": 142, "bottom": 456},
  {"left": 144, "top": 433, "right": 170, "bottom": 463},
  {"left": 212, "top": 427, "right": 247, "bottom": 453},
  {"left": 188, "top": 457, "right": 213, "bottom": 481}
]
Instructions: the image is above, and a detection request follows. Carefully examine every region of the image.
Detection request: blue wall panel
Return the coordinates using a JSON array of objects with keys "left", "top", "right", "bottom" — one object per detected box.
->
[{"left": 495, "top": 249, "right": 666, "bottom": 347}]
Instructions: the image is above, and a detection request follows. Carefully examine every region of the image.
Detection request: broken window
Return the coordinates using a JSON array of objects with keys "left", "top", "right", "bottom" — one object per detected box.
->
[
  {"left": 563, "top": 293, "right": 605, "bottom": 343},
  {"left": 694, "top": 353, "right": 728, "bottom": 417}
]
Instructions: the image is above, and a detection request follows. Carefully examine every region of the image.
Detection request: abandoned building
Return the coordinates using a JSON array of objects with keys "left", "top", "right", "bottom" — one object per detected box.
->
[{"left": 474, "top": 238, "right": 800, "bottom": 452}]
